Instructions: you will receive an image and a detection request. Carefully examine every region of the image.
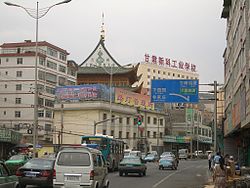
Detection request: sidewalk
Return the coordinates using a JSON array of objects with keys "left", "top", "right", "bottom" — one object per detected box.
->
[{"left": 203, "top": 169, "right": 214, "bottom": 188}]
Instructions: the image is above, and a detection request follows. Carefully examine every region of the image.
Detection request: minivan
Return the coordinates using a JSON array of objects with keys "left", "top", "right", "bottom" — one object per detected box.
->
[{"left": 53, "top": 146, "right": 109, "bottom": 188}]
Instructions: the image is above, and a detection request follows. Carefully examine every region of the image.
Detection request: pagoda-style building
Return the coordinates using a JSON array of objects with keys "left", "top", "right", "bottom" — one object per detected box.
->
[{"left": 77, "top": 23, "right": 142, "bottom": 92}]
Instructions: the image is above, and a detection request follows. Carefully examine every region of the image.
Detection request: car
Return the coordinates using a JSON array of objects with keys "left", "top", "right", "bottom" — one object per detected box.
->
[
  {"left": 118, "top": 156, "right": 147, "bottom": 177},
  {"left": 53, "top": 146, "right": 109, "bottom": 188},
  {"left": 129, "top": 151, "right": 142, "bottom": 159},
  {"left": 144, "top": 153, "right": 158, "bottom": 162},
  {"left": 16, "top": 158, "right": 55, "bottom": 188},
  {"left": 0, "top": 160, "right": 18, "bottom": 187},
  {"left": 5, "top": 154, "right": 29, "bottom": 175},
  {"left": 159, "top": 157, "right": 178, "bottom": 170},
  {"left": 178, "top": 149, "right": 188, "bottom": 160},
  {"left": 160, "top": 152, "right": 175, "bottom": 159}
]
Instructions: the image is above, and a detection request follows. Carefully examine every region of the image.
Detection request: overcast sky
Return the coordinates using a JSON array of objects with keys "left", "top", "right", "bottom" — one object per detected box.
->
[{"left": 1, "top": 0, "right": 226, "bottom": 85}]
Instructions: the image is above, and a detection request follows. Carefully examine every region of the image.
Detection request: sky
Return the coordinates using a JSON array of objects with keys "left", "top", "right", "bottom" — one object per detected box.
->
[{"left": 0, "top": 0, "right": 226, "bottom": 86}]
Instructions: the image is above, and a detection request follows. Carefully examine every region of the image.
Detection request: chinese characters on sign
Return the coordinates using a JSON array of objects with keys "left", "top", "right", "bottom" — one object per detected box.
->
[
  {"left": 115, "top": 88, "right": 154, "bottom": 110},
  {"left": 144, "top": 53, "right": 197, "bottom": 72}
]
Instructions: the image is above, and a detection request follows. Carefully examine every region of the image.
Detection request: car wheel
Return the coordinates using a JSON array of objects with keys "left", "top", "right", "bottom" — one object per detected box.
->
[
  {"left": 19, "top": 184, "right": 26, "bottom": 188},
  {"left": 119, "top": 171, "right": 123, "bottom": 176},
  {"left": 125, "top": 173, "right": 128, "bottom": 176},
  {"left": 159, "top": 166, "right": 162, "bottom": 170}
]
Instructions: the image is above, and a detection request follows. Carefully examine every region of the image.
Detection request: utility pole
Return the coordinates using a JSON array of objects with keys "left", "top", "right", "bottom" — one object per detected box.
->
[
  {"left": 60, "top": 103, "right": 64, "bottom": 145},
  {"left": 214, "top": 81, "right": 218, "bottom": 152}
]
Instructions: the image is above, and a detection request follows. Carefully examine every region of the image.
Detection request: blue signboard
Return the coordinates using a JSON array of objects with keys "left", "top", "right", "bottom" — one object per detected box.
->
[{"left": 151, "top": 79, "right": 199, "bottom": 103}]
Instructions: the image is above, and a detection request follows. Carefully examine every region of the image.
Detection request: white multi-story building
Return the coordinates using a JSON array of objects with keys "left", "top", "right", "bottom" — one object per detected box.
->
[
  {"left": 137, "top": 55, "right": 199, "bottom": 94},
  {"left": 0, "top": 40, "right": 77, "bottom": 143}
]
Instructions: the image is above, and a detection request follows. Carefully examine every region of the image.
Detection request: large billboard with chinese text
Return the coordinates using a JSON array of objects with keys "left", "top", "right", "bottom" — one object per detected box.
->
[
  {"left": 151, "top": 79, "right": 199, "bottom": 103},
  {"left": 55, "top": 84, "right": 113, "bottom": 102},
  {"left": 115, "top": 88, "right": 154, "bottom": 110}
]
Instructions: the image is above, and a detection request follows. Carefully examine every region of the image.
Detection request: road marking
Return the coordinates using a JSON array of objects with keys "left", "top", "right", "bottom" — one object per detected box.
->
[
  {"left": 152, "top": 167, "right": 190, "bottom": 188},
  {"left": 196, "top": 174, "right": 201, "bottom": 177}
]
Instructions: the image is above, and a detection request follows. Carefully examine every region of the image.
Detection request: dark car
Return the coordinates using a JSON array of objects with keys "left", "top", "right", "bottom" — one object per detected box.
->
[
  {"left": 16, "top": 158, "right": 55, "bottom": 188},
  {"left": 5, "top": 154, "right": 29, "bottom": 175},
  {"left": 0, "top": 161, "right": 18, "bottom": 187},
  {"left": 159, "top": 157, "right": 178, "bottom": 170},
  {"left": 118, "top": 156, "right": 147, "bottom": 177}
]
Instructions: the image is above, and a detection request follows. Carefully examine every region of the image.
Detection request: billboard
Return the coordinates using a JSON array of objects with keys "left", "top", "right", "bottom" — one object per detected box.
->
[
  {"left": 55, "top": 84, "right": 113, "bottom": 102},
  {"left": 151, "top": 79, "right": 199, "bottom": 103},
  {"left": 115, "top": 88, "right": 154, "bottom": 110}
]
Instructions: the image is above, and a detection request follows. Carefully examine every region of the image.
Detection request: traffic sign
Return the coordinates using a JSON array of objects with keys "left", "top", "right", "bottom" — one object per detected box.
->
[{"left": 151, "top": 79, "right": 199, "bottom": 103}]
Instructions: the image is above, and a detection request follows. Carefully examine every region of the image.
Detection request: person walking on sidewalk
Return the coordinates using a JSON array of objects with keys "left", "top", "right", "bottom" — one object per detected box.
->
[
  {"left": 213, "top": 157, "right": 226, "bottom": 188},
  {"left": 208, "top": 152, "right": 212, "bottom": 170}
]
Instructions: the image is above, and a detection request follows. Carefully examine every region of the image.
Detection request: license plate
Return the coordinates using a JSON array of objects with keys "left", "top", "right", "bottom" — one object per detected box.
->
[
  {"left": 65, "top": 176, "right": 80, "bottom": 181},
  {"left": 25, "top": 173, "right": 36, "bottom": 177}
]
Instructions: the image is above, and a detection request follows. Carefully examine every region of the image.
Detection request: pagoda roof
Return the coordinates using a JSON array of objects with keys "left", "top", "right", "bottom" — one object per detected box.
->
[{"left": 80, "top": 39, "right": 121, "bottom": 67}]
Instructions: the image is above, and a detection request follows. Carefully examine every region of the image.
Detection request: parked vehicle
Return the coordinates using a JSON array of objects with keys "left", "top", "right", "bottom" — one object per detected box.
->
[
  {"left": 124, "top": 149, "right": 132, "bottom": 157},
  {"left": 0, "top": 161, "right": 18, "bottom": 187},
  {"left": 81, "top": 135, "right": 124, "bottom": 171},
  {"left": 5, "top": 154, "right": 29, "bottom": 175},
  {"left": 53, "top": 146, "right": 109, "bottom": 188},
  {"left": 159, "top": 157, "right": 178, "bottom": 170},
  {"left": 129, "top": 151, "right": 142, "bottom": 159},
  {"left": 178, "top": 149, "right": 188, "bottom": 160},
  {"left": 118, "top": 156, "right": 147, "bottom": 177},
  {"left": 144, "top": 153, "right": 159, "bottom": 162},
  {"left": 16, "top": 158, "right": 55, "bottom": 188}
]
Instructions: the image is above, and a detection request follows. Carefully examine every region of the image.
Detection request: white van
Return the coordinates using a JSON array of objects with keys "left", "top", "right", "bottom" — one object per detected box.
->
[
  {"left": 53, "top": 146, "right": 109, "bottom": 188},
  {"left": 178, "top": 149, "right": 188, "bottom": 160}
]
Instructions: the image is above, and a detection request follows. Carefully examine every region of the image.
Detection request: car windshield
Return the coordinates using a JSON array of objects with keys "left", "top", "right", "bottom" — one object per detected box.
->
[
  {"left": 160, "top": 158, "right": 173, "bottom": 162},
  {"left": 24, "top": 159, "right": 54, "bottom": 169},
  {"left": 161, "top": 152, "right": 172, "bottom": 156},
  {"left": 9, "top": 155, "right": 24, "bottom": 160},
  {"left": 57, "top": 152, "right": 90, "bottom": 166},
  {"left": 120, "top": 157, "right": 141, "bottom": 164}
]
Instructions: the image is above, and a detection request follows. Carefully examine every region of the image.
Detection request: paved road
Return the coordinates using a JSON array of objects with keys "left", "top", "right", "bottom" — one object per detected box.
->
[{"left": 109, "top": 159, "right": 211, "bottom": 188}]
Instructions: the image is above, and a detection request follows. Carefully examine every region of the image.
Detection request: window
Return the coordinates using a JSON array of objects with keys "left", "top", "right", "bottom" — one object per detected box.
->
[
  {"left": 15, "top": 98, "right": 21, "bottom": 104},
  {"left": 37, "top": 84, "right": 44, "bottom": 92},
  {"left": 5, "top": 71, "right": 8, "bottom": 75},
  {"left": 57, "top": 153, "right": 90, "bottom": 166},
  {"left": 153, "top": 132, "right": 156, "bottom": 138},
  {"left": 47, "top": 60, "right": 57, "bottom": 70},
  {"left": 111, "top": 115, "right": 115, "bottom": 123},
  {"left": 39, "top": 57, "right": 45, "bottom": 66},
  {"left": 147, "top": 116, "right": 151, "bottom": 124},
  {"left": 147, "top": 68, "right": 150, "bottom": 72},
  {"left": 153, "top": 117, "right": 157, "bottom": 125},
  {"left": 3, "top": 111, "right": 6, "bottom": 115},
  {"left": 0, "top": 58, "right": 1, "bottom": 64},
  {"left": 46, "top": 86, "right": 55, "bottom": 95},
  {"left": 16, "top": 71, "right": 22, "bottom": 77},
  {"left": 45, "top": 110, "right": 52, "bottom": 118},
  {"left": 67, "top": 80, "right": 75, "bottom": 86},
  {"left": 59, "top": 53, "right": 66, "bottom": 61},
  {"left": 38, "top": 98, "right": 44, "bottom": 106},
  {"left": 119, "top": 117, "right": 123, "bottom": 124},
  {"left": 119, "top": 131, "right": 122, "bottom": 139},
  {"left": 126, "top": 117, "right": 130, "bottom": 125},
  {"left": 59, "top": 65, "right": 66, "bottom": 73},
  {"left": 111, "top": 130, "right": 114, "bottom": 136},
  {"left": 45, "top": 124, "right": 52, "bottom": 131},
  {"left": 47, "top": 48, "right": 58, "bottom": 58},
  {"left": 173, "top": 73, "right": 175, "bottom": 77},
  {"left": 4, "top": 84, "right": 7, "bottom": 88},
  {"left": 15, "top": 111, "right": 21, "bottom": 118},
  {"left": 126, "top": 132, "right": 129, "bottom": 139},
  {"left": 17, "top": 58, "right": 23, "bottom": 64},
  {"left": 160, "top": 132, "right": 163, "bottom": 138},
  {"left": 133, "top": 133, "right": 136, "bottom": 139},
  {"left": 38, "top": 70, "right": 45, "bottom": 80},
  {"left": 103, "top": 113, "right": 107, "bottom": 120},
  {"left": 16, "top": 84, "right": 22, "bottom": 91},
  {"left": 103, "top": 129, "right": 106, "bottom": 135},
  {"left": 59, "top": 76, "right": 66, "bottom": 86},
  {"left": 4, "top": 98, "right": 7, "bottom": 102},
  {"left": 159, "top": 119, "right": 163, "bottom": 126},
  {"left": 147, "top": 131, "right": 150, "bottom": 138},
  {"left": 158, "top": 70, "right": 160, "bottom": 74},
  {"left": 153, "top": 69, "right": 156, "bottom": 73},
  {"left": 46, "top": 72, "right": 57, "bottom": 84},
  {"left": 38, "top": 110, "right": 44, "bottom": 117},
  {"left": 14, "top": 124, "right": 20, "bottom": 130},
  {"left": 6, "top": 58, "right": 8, "bottom": 62},
  {"left": 45, "top": 99, "right": 54, "bottom": 107},
  {"left": 147, "top": 75, "right": 150, "bottom": 78},
  {"left": 67, "top": 68, "right": 76, "bottom": 76}
]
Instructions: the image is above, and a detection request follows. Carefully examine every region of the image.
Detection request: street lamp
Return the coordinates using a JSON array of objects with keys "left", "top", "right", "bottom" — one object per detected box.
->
[{"left": 4, "top": 0, "right": 71, "bottom": 157}]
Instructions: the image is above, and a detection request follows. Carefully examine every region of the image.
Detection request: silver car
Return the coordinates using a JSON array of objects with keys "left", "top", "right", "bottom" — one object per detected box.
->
[{"left": 53, "top": 146, "right": 109, "bottom": 188}]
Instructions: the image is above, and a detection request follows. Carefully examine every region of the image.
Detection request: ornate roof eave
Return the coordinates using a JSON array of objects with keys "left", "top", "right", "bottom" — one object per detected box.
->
[
  {"left": 77, "top": 66, "right": 136, "bottom": 75},
  {"left": 79, "top": 39, "right": 121, "bottom": 67}
]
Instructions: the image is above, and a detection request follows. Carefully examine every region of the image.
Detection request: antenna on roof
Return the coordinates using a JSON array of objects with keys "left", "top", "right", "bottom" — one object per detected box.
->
[{"left": 100, "top": 12, "right": 105, "bottom": 42}]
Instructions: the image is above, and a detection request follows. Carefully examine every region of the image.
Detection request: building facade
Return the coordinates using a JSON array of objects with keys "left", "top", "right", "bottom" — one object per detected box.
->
[
  {"left": 222, "top": 0, "right": 250, "bottom": 165},
  {"left": 0, "top": 40, "right": 77, "bottom": 143}
]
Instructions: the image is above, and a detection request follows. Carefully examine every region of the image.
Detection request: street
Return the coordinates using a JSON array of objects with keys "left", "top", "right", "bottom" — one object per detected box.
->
[{"left": 109, "top": 159, "right": 211, "bottom": 188}]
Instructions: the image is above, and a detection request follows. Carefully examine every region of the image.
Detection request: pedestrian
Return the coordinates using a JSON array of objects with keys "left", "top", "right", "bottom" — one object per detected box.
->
[
  {"left": 208, "top": 152, "right": 212, "bottom": 170},
  {"left": 213, "top": 152, "right": 221, "bottom": 167},
  {"left": 213, "top": 157, "right": 226, "bottom": 188}
]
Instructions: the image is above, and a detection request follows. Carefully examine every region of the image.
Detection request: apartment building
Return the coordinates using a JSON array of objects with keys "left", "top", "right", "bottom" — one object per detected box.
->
[
  {"left": 0, "top": 40, "right": 77, "bottom": 143},
  {"left": 222, "top": 0, "right": 250, "bottom": 164}
]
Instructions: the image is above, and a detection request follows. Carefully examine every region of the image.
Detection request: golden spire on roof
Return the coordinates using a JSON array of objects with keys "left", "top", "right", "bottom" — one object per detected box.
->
[{"left": 100, "top": 12, "right": 105, "bottom": 42}]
